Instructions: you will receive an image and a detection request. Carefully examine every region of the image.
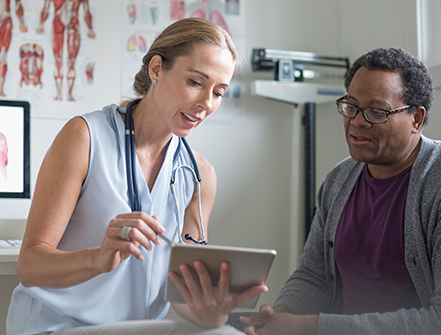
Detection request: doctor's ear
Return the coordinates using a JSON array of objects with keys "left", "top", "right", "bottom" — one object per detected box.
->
[{"left": 149, "top": 55, "right": 163, "bottom": 81}]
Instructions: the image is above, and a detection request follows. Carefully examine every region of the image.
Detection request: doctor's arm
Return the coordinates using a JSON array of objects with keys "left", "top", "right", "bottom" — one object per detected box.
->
[{"left": 16, "top": 118, "right": 164, "bottom": 289}]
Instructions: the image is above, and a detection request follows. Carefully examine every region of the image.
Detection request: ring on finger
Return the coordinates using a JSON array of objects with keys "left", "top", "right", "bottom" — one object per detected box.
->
[{"left": 121, "top": 226, "right": 132, "bottom": 241}]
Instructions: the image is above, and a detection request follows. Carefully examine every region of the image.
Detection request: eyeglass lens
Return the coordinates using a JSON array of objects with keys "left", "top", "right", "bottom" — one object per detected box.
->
[{"left": 338, "top": 102, "right": 387, "bottom": 123}]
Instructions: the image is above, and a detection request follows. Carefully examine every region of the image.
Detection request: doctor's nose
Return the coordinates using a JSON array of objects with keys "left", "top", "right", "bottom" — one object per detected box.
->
[{"left": 197, "top": 91, "right": 213, "bottom": 112}]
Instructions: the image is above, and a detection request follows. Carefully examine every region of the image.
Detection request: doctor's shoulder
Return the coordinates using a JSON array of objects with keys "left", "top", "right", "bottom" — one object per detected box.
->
[{"left": 43, "top": 117, "right": 91, "bottom": 181}]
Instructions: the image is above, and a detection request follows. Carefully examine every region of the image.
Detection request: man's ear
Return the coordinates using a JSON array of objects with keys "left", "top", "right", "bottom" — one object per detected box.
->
[
  {"left": 149, "top": 55, "right": 163, "bottom": 82},
  {"left": 412, "top": 106, "right": 426, "bottom": 133}
]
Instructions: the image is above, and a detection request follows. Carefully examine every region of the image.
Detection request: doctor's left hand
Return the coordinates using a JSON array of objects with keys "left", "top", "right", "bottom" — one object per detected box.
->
[{"left": 169, "top": 260, "right": 268, "bottom": 329}]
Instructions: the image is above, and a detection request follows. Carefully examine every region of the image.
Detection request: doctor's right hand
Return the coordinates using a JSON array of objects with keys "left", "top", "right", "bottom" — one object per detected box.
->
[{"left": 95, "top": 212, "right": 165, "bottom": 273}]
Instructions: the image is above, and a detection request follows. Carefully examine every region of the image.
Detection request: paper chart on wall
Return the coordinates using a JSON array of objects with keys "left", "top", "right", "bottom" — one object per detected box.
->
[
  {"left": 121, "top": 0, "right": 246, "bottom": 124},
  {"left": 0, "top": 0, "right": 99, "bottom": 118}
]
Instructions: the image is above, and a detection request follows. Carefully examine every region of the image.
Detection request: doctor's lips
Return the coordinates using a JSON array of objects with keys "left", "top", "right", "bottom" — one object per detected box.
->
[{"left": 182, "top": 112, "right": 201, "bottom": 123}]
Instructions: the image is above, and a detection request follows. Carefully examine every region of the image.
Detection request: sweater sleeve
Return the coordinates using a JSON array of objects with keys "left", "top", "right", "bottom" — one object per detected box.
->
[
  {"left": 273, "top": 197, "right": 337, "bottom": 314},
  {"left": 319, "top": 305, "right": 441, "bottom": 334}
]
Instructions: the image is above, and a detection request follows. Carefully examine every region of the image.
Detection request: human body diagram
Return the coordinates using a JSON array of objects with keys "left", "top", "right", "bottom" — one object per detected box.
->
[
  {"left": 0, "top": 0, "right": 27, "bottom": 97},
  {"left": 36, "top": 0, "right": 95, "bottom": 101}
]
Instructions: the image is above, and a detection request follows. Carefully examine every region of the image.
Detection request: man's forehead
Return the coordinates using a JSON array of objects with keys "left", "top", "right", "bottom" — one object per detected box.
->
[{"left": 349, "top": 68, "right": 404, "bottom": 94}]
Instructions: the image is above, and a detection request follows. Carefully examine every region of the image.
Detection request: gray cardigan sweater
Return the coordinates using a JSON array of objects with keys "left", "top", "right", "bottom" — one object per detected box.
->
[{"left": 274, "top": 135, "right": 441, "bottom": 334}]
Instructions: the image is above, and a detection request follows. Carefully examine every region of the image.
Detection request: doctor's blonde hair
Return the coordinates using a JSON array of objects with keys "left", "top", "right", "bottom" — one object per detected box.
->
[{"left": 131, "top": 17, "right": 238, "bottom": 100}]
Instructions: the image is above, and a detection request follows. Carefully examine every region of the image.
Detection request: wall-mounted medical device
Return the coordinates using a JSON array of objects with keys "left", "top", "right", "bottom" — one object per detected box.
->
[
  {"left": 251, "top": 48, "right": 350, "bottom": 82},
  {"left": 250, "top": 48, "right": 350, "bottom": 245}
]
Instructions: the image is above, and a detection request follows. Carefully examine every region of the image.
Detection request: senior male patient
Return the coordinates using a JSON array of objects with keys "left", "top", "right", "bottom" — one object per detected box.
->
[{"left": 239, "top": 47, "right": 441, "bottom": 335}]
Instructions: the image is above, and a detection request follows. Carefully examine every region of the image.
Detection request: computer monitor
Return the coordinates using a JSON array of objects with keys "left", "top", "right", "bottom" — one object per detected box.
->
[{"left": 0, "top": 100, "right": 31, "bottom": 220}]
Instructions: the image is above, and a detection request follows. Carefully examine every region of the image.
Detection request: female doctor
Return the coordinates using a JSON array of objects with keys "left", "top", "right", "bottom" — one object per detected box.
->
[{"left": 7, "top": 18, "right": 267, "bottom": 335}]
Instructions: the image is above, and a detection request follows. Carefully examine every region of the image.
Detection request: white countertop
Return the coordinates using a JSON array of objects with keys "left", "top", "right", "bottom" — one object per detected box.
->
[{"left": 0, "top": 248, "right": 19, "bottom": 275}]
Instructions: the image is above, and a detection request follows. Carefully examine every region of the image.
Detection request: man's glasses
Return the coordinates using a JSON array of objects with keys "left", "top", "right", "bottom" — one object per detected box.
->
[{"left": 336, "top": 95, "right": 411, "bottom": 124}]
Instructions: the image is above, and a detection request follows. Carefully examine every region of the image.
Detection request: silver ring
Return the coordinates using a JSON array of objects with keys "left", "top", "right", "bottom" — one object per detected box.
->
[{"left": 121, "top": 226, "right": 131, "bottom": 241}]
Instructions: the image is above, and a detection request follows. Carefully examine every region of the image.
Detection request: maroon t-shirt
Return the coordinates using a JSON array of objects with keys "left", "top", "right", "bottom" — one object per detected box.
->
[{"left": 335, "top": 164, "right": 421, "bottom": 315}]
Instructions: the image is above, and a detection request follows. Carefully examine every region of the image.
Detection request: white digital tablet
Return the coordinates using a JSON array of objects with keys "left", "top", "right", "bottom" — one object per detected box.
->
[{"left": 160, "top": 234, "right": 277, "bottom": 309}]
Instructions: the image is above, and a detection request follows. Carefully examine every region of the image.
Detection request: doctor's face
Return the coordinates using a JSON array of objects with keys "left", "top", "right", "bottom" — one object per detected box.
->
[{"left": 153, "top": 44, "right": 235, "bottom": 138}]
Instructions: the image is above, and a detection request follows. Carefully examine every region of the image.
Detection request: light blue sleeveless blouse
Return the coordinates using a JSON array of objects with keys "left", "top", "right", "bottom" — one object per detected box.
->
[{"left": 7, "top": 104, "right": 196, "bottom": 334}]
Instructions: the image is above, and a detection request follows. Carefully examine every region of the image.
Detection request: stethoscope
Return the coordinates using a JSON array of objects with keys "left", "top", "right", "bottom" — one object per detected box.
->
[{"left": 123, "top": 99, "right": 207, "bottom": 245}]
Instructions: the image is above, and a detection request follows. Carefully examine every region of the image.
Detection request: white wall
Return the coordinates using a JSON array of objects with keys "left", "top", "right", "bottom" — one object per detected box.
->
[
  {"left": 190, "top": 0, "right": 342, "bottom": 306},
  {"left": 1, "top": 0, "right": 432, "bottom": 332}
]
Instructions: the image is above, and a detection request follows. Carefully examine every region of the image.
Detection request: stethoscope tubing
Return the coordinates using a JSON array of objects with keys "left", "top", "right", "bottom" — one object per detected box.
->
[
  {"left": 170, "top": 165, "right": 205, "bottom": 244},
  {"left": 123, "top": 99, "right": 206, "bottom": 245},
  {"left": 125, "top": 100, "right": 140, "bottom": 212}
]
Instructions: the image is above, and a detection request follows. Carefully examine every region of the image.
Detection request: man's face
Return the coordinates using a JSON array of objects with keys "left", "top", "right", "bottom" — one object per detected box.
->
[{"left": 344, "top": 67, "right": 420, "bottom": 176}]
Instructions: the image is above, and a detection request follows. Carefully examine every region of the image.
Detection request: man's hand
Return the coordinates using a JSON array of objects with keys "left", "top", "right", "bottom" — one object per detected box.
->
[{"left": 240, "top": 304, "right": 319, "bottom": 335}]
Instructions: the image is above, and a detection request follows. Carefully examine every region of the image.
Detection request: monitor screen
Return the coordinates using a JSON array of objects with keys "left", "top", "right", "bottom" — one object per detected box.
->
[{"left": 0, "top": 100, "right": 30, "bottom": 200}]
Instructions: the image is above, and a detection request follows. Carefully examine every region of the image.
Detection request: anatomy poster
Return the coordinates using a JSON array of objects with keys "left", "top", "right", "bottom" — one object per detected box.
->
[
  {"left": 1, "top": 0, "right": 99, "bottom": 117},
  {"left": 121, "top": 0, "right": 245, "bottom": 123}
]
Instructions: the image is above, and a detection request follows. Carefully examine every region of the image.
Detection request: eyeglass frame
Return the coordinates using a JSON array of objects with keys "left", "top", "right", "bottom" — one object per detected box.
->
[{"left": 335, "top": 95, "right": 412, "bottom": 124}]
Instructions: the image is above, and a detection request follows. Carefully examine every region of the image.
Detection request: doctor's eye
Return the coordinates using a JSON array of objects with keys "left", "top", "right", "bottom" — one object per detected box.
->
[
  {"left": 188, "top": 79, "right": 201, "bottom": 86},
  {"left": 213, "top": 90, "right": 224, "bottom": 98}
]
